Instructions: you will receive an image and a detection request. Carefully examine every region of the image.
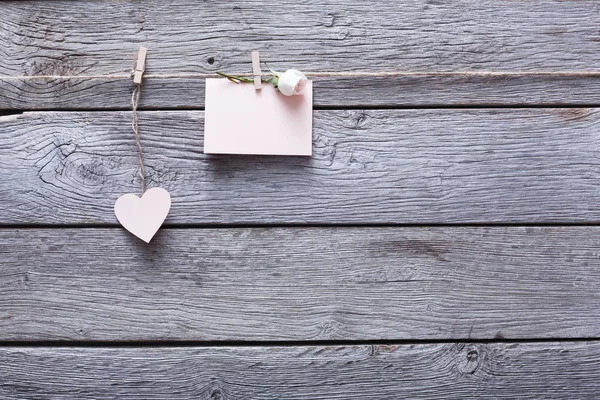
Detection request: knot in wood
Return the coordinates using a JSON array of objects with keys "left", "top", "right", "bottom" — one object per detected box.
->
[
  {"left": 457, "top": 346, "right": 481, "bottom": 375},
  {"left": 210, "top": 389, "right": 224, "bottom": 400}
]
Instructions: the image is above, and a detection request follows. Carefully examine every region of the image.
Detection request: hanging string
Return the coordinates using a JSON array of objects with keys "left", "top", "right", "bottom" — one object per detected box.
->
[
  {"left": 1, "top": 70, "right": 600, "bottom": 80},
  {"left": 131, "top": 82, "right": 145, "bottom": 195}
]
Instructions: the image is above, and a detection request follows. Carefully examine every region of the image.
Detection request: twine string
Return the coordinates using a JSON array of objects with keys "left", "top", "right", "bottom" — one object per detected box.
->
[
  {"left": 131, "top": 82, "right": 145, "bottom": 195},
  {"left": 1, "top": 70, "right": 600, "bottom": 80}
]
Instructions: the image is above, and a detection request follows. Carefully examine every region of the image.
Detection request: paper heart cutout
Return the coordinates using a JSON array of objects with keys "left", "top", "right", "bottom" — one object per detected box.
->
[{"left": 114, "top": 187, "right": 171, "bottom": 243}]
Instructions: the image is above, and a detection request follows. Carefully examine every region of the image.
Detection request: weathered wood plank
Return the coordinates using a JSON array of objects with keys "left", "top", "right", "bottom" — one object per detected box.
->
[
  {"left": 1, "top": 227, "right": 599, "bottom": 341},
  {"left": 2, "top": 109, "right": 600, "bottom": 224},
  {"left": 4, "top": 75, "right": 600, "bottom": 110},
  {"left": 2, "top": 343, "right": 600, "bottom": 399},
  {"left": 1, "top": 0, "right": 600, "bottom": 108}
]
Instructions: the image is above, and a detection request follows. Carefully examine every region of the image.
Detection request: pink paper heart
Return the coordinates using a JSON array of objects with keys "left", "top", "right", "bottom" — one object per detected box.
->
[{"left": 114, "top": 187, "right": 171, "bottom": 243}]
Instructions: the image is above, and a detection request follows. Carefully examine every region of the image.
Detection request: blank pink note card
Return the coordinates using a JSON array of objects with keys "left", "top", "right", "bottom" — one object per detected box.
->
[{"left": 204, "top": 78, "right": 313, "bottom": 156}]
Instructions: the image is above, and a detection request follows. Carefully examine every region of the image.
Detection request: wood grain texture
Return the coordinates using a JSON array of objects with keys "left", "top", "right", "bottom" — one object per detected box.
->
[
  {"left": 2, "top": 109, "right": 600, "bottom": 224},
  {"left": 2, "top": 342, "right": 600, "bottom": 399},
  {"left": 4, "top": 75, "right": 600, "bottom": 110},
  {"left": 1, "top": 0, "right": 600, "bottom": 108},
  {"left": 1, "top": 227, "right": 599, "bottom": 341}
]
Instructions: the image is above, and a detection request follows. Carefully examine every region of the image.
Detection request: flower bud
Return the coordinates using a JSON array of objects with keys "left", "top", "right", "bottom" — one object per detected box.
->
[{"left": 276, "top": 69, "right": 308, "bottom": 96}]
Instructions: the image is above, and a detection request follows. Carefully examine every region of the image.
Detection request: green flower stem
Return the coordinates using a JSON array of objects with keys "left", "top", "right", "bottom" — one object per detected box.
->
[
  {"left": 217, "top": 72, "right": 279, "bottom": 87},
  {"left": 216, "top": 71, "right": 254, "bottom": 84}
]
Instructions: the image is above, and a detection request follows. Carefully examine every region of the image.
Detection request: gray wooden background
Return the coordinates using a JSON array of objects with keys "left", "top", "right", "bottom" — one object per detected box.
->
[{"left": 1, "top": 1, "right": 600, "bottom": 398}]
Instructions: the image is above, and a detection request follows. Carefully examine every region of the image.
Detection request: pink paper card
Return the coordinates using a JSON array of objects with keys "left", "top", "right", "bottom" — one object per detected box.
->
[{"left": 204, "top": 78, "right": 313, "bottom": 156}]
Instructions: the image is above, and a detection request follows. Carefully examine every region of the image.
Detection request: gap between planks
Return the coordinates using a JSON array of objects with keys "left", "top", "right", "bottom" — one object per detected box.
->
[
  {"left": 6, "top": 222, "right": 600, "bottom": 229},
  {"left": 5, "top": 104, "right": 600, "bottom": 114},
  {"left": 0, "top": 337, "right": 598, "bottom": 348}
]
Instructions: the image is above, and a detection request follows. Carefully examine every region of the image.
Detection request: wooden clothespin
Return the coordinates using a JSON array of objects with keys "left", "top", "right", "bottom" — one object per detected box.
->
[
  {"left": 133, "top": 47, "right": 148, "bottom": 84},
  {"left": 251, "top": 51, "right": 261, "bottom": 90}
]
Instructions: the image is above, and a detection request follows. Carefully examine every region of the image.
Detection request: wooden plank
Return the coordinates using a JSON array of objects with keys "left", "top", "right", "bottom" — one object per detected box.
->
[
  {"left": 1, "top": 1, "right": 600, "bottom": 108},
  {"left": 2, "top": 109, "right": 600, "bottom": 224},
  {"left": 4, "top": 75, "right": 600, "bottom": 110},
  {"left": 2, "top": 343, "right": 600, "bottom": 399},
  {"left": 1, "top": 227, "right": 599, "bottom": 341}
]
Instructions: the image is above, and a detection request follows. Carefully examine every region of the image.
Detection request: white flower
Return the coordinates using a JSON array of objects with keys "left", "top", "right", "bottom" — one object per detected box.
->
[
  {"left": 217, "top": 66, "right": 309, "bottom": 96},
  {"left": 276, "top": 69, "right": 308, "bottom": 96}
]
